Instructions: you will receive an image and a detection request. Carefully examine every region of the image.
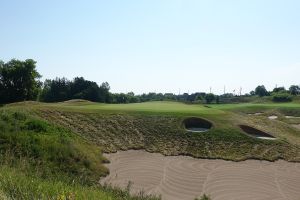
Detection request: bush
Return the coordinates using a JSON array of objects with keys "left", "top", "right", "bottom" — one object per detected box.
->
[{"left": 272, "top": 92, "right": 292, "bottom": 102}]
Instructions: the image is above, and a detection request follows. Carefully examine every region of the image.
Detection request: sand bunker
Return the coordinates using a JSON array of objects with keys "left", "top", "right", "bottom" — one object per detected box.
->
[
  {"left": 286, "top": 116, "right": 300, "bottom": 119},
  {"left": 247, "top": 112, "right": 263, "bottom": 116},
  {"left": 183, "top": 117, "right": 212, "bottom": 132},
  {"left": 100, "top": 150, "right": 300, "bottom": 200},
  {"left": 268, "top": 115, "right": 278, "bottom": 120},
  {"left": 239, "top": 125, "right": 276, "bottom": 140}
]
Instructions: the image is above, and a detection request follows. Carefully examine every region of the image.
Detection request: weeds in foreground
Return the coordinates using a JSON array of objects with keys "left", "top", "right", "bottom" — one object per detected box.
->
[
  {"left": 0, "top": 166, "right": 160, "bottom": 200},
  {"left": 0, "top": 108, "right": 160, "bottom": 200},
  {"left": 195, "top": 194, "right": 211, "bottom": 200}
]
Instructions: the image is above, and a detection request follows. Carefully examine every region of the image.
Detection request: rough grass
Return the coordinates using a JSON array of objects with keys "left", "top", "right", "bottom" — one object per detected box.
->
[
  {"left": 0, "top": 166, "right": 159, "bottom": 200},
  {"left": 0, "top": 165, "right": 161, "bottom": 200},
  {"left": 0, "top": 109, "right": 109, "bottom": 184},
  {"left": 0, "top": 108, "right": 160, "bottom": 200}
]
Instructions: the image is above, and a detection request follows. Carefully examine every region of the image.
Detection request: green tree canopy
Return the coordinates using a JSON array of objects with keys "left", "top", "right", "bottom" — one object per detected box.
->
[
  {"left": 205, "top": 93, "right": 215, "bottom": 104},
  {"left": 289, "top": 85, "right": 300, "bottom": 95},
  {"left": 0, "top": 59, "right": 41, "bottom": 103},
  {"left": 255, "top": 85, "right": 268, "bottom": 97},
  {"left": 41, "top": 78, "right": 71, "bottom": 102},
  {"left": 70, "top": 77, "right": 100, "bottom": 102},
  {"left": 273, "top": 87, "right": 286, "bottom": 93},
  {"left": 40, "top": 77, "right": 111, "bottom": 103}
]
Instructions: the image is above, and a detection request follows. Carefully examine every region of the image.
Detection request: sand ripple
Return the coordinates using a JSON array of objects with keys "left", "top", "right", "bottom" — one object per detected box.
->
[{"left": 100, "top": 150, "right": 300, "bottom": 200}]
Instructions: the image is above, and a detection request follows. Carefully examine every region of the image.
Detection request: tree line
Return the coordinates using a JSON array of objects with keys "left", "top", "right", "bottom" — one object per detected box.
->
[
  {"left": 41, "top": 77, "right": 110, "bottom": 102},
  {"left": 0, "top": 59, "right": 111, "bottom": 104},
  {"left": 1, "top": 59, "right": 300, "bottom": 104},
  {"left": 252, "top": 85, "right": 300, "bottom": 102},
  {"left": 0, "top": 59, "right": 41, "bottom": 104}
]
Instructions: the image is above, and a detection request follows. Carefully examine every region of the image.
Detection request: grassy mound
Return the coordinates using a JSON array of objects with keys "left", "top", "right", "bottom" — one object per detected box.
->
[
  {"left": 32, "top": 101, "right": 300, "bottom": 161},
  {"left": 0, "top": 107, "right": 159, "bottom": 200}
]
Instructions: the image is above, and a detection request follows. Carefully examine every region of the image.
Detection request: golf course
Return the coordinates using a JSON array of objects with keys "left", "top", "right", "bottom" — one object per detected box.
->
[
  {"left": 2, "top": 0, "right": 300, "bottom": 199},
  {"left": 1, "top": 100, "right": 300, "bottom": 199}
]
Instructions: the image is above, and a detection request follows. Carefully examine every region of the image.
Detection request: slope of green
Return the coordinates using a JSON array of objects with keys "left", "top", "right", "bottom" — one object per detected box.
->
[{"left": 27, "top": 100, "right": 300, "bottom": 161}]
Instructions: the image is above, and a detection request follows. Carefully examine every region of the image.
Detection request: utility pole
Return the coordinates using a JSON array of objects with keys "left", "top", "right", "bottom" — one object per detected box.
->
[
  {"left": 210, "top": 87, "right": 212, "bottom": 93},
  {"left": 223, "top": 85, "right": 226, "bottom": 95}
]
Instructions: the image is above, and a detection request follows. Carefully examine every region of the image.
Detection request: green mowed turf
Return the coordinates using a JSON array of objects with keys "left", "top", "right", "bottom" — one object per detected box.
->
[
  {"left": 37, "top": 100, "right": 300, "bottom": 116},
  {"left": 45, "top": 101, "right": 225, "bottom": 116}
]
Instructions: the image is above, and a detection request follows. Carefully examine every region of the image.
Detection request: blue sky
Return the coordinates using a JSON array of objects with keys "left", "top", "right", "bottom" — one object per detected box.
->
[{"left": 1, "top": 0, "right": 299, "bottom": 94}]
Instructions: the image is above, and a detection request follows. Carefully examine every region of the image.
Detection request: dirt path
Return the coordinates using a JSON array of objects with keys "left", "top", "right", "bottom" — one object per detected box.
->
[{"left": 100, "top": 150, "right": 300, "bottom": 200}]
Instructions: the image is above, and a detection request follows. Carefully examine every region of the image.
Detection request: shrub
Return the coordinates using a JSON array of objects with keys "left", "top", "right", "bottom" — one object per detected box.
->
[{"left": 272, "top": 92, "right": 292, "bottom": 102}]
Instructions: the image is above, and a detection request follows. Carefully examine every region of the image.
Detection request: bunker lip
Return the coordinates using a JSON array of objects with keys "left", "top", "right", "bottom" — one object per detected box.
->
[
  {"left": 183, "top": 117, "right": 212, "bottom": 132},
  {"left": 239, "top": 125, "right": 276, "bottom": 140}
]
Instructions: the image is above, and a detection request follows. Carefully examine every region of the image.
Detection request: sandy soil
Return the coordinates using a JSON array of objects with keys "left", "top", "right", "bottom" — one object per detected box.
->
[
  {"left": 286, "top": 116, "right": 300, "bottom": 119},
  {"left": 186, "top": 127, "right": 209, "bottom": 132},
  {"left": 256, "top": 136, "right": 277, "bottom": 140},
  {"left": 268, "top": 115, "right": 278, "bottom": 120},
  {"left": 248, "top": 112, "right": 263, "bottom": 116},
  {"left": 100, "top": 150, "right": 300, "bottom": 200},
  {"left": 292, "top": 124, "right": 300, "bottom": 130}
]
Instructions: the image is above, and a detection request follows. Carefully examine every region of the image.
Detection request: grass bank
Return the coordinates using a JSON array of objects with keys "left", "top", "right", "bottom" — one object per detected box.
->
[
  {"left": 0, "top": 106, "right": 159, "bottom": 200},
  {"left": 28, "top": 100, "right": 300, "bottom": 162}
]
